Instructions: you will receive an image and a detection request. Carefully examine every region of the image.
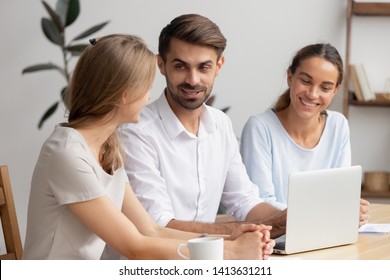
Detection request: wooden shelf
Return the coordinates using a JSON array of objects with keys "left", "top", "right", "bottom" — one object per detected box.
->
[
  {"left": 352, "top": 2, "right": 390, "bottom": 16},
  {"left": 343, "top": 0, "right": 390, "bottom": 117},
  {"left": 349, "top": 92, "right": 390, "bottom": 106},
  {"left": 361, "top": 190, "right": 390, "bottom": 198}
]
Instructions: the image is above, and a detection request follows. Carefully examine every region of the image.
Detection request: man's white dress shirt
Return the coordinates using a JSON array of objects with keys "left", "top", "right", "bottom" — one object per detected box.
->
[{"left": 121, "top": 92, "right": 263, "bottom": 227}]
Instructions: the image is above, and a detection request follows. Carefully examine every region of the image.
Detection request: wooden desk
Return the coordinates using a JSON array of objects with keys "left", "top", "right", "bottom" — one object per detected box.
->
[{"left": 273, "top": 203, "right": 390, "bottom": 260}]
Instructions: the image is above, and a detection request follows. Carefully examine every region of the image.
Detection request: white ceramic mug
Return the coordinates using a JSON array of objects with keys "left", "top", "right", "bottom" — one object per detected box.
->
[{"left": 177, "top": 237, "right": 224, "bottom": 260}]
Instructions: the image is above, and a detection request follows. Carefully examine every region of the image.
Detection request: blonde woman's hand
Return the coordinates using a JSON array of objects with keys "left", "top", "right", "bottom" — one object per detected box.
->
[
  {"left": 232, "top": 229, "right": 264, "bottom": 259},
  {"left": 228, "top": 223, "right": 264, "bottom": 240},
  {"left": 227, "top": 224, "right": 274, "bottom": 259}
]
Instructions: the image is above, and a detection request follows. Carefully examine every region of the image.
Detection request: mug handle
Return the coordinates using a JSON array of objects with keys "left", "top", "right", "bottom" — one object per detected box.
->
[{"left": 177, "top": 243, "right": 189, "bottom": 260}]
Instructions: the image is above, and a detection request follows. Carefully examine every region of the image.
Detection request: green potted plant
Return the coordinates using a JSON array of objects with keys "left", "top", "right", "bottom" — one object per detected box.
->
[{"left": 22, "top": 0, "right": 109, "bottom": 129}]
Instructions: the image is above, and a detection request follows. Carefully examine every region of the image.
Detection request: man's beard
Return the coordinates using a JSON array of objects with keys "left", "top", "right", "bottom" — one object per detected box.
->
[{"left": 167, "top": 81, "right": 212, "bottom": 110}]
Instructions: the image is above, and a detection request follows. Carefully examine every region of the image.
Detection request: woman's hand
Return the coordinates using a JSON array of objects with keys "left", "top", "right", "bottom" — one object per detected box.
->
[
  {"left": 227, "top": 224, "right": 274, "bottom": 259},
  {"left": 359, "top": 199, "right": 370, "bottom": 226},
  {"left": 255, "top": 224, "right": 274, "bottom": 260},
  {"left": 228, "top": 229, "right": 264, "bottom": 259}
]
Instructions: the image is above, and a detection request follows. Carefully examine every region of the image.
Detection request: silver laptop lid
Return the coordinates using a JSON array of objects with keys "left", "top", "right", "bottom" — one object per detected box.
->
[{"left": 284, "top": 166, "right": 362, "bottom": 254}]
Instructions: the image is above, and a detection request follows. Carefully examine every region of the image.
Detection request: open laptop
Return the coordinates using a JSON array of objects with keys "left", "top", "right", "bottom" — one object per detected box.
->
[{"left": 273, "top": 165, "right": 362, "bottom": 255}]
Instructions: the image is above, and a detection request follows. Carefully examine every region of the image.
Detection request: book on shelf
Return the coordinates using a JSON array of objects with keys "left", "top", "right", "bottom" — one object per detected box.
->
[
  {"left": 352, "top": 64, "right": 376, "bottom": 101},
  {"left": 350, "top": 65, "right": 364, "bottom": 101}
]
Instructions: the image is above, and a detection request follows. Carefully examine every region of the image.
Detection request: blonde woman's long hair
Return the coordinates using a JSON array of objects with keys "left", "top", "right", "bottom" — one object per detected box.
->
[{"left": 65, "top": 34, "right": 156, "bottom": 173}]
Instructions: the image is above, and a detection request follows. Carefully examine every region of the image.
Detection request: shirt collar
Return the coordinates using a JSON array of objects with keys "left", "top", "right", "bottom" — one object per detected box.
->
[{"left": 156, "top": 90, "right": 217, "bottom": 140}]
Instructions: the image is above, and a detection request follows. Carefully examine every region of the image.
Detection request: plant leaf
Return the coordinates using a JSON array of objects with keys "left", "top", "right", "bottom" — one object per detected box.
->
[
  {"left": 41, "top": 0, "right": 63, "bottom": 32},
  {"left": 56, "top": 0, "right": 80, "bottom": 27},
  {"left": 22, "top": 63, "right": 63, "bottom": 74},
  {"left": 38, "top": 101, "right": 59, "bottom": 129},
  {"left": 71, "top": 21, "right": 110, "bottom": 41},
  {"left": 66, "top": 44, "right": 88, "bottom": 56},
  {"left": 54, "top": 0, "right": 69, "bottom": 27},
  {"left": 66, "top": 0, "right": 80, "bottom": 26},
  {"left": 221, "top": 106, "right": 231, "bottom": 113},
  {"left": 65, "top": 0, "right": 80, "bottom": 26},
  {"left": 205, "top": 95, "right": 216, "bottom": 106},
  {"left": 41, "top": 17, "right": 64, "bottom": 46},
  {"left": 61, "top": 86, "right": 68, "bottom": 106}
]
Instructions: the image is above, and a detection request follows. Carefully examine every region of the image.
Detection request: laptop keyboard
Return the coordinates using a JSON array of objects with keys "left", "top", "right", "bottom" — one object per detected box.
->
[
  {"left": 274, "top": 241, "right": 286, "bottom": 250},
  {"left": 274, "top": 234, "right": 286, "bottom": 250}
]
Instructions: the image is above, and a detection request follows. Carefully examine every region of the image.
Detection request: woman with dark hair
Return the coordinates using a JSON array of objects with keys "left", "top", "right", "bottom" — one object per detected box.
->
[{"left": 240, "top": 43, "right": 369, "bottom": 226}]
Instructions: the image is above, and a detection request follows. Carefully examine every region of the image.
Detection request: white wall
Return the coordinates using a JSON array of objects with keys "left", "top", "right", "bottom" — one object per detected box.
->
[{"left": 1, "top": 0, "right": 389, "bottom": 246}]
